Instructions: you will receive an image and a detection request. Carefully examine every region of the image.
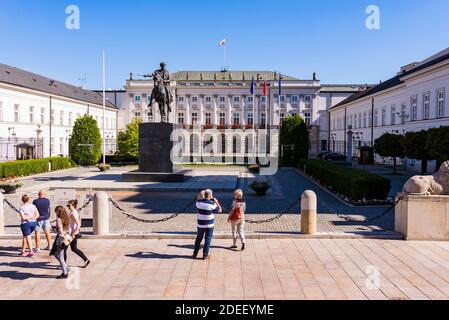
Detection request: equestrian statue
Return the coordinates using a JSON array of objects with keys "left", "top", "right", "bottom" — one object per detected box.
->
[{"left": 143, "top": 62, "right": 173, "bottom": 123}]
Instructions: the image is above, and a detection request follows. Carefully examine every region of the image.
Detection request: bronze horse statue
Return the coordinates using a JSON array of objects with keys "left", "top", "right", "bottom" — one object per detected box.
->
[{"left": 144, "top": 63, "right": 173, "bottom": 123}]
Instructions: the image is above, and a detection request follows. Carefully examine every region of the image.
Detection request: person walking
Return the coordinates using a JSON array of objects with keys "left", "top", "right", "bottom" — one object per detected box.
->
[
  {"left": 33, "top": 190, "right": 52, "bottom": 253},
  {"left": 50, "top": 206, "right": 71, "bottom": 279},
  {"left": 228, "top": 189, "right": 246, "bottom": 251},
  {"left": 18, "top": 195, "right": 39, "bottom": 257},
  {"left": 193, "top": 189, "right": 222, "bottom": 260},
  {"left": 65, "top": 199, "right": 90, "bottom": 268}
]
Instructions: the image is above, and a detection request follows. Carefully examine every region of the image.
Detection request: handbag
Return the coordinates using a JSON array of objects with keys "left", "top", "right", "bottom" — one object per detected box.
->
[
  {"left": 62, "top": 233, "right": 73, "bottom": 248},
  {"left": 230, "top": 205, "right": 243, "bottom": 221}
]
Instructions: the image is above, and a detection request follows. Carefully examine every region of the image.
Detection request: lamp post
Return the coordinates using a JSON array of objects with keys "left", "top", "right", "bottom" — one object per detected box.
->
[
  {"left": 7, "top": 127, "right": 15, "bottom": 161},
  {"left": 35, "top": 125, "right": 42, "bottom": 159}
]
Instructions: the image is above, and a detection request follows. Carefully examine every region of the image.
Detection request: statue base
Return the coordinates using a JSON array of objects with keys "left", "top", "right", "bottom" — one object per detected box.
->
[
  {"left": 122, "top": 122, "right": 187, "bottom": 182},
  {"left": 395, "top": 193, "right": 449, "bottom": 240}
]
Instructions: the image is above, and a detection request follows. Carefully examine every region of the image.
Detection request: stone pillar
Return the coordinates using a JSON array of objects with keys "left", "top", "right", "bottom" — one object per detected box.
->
[
  {"left": 0, "top": 193, "right": 4, "bottom": 235},
  {"left": 301, "top": 190, "right": 317, "bottom": 235},
  {"left": 93, "top": 192, "right": 109, "bottom": 236},
  {"left": 346, "top": 127, "right": 353, "bottom": 162}
]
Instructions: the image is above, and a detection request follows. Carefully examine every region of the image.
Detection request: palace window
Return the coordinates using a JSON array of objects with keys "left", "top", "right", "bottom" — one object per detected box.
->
[
  {"left": 292, "top": 95, "right": 298, "bottom": 102},
  {"left": 134, "top": 95, "right": 141, "bottom": 102},
  {"left": 29, "top": 106, "right": 34, "bottom": 123},
  {"left": 261, "top": 112, "right": 266, "bottom": 126},
  {"left": 401, "top": 103, "right": 406, "bottom": 124},
  {"left": 423, "top": 92, "right": 430, "bottom": 119},
  {"left": 205, "top": 112, "right": 212, "bottom": 125},
  {"left": 247, "top": 112, "right": 253, "bottom": 125},
  {"left": 233, "top": 112, "right": 240, "bottom": 125},
  {"left": 205, "top": 96, "right": 212, "bottom": 102},
  {"left": 192, "top": 96, "right": 198, "bottom": 102},
  {"left": 60, "top": 137, "right": 64, "bottom": 154},
  {"left": 178, "top": 96, "right": 184, "bottom": 102},
  {"left": 219, "top": 112, "right": 226, "bottom": 125},
  {"left": 369, "top": 111, "right": 373, "bottom": 126},
  {"left": 69, "top": 112, "right": 73, "bottom": 126},
  {"left": 374, "top": 109, "right": 378, "bottom": 127},
  {"left": 219, "top": 96, "right": 226, "bottom": 102},
  {"left": 391, "top": 105, "right": 396, "bottom": 125},
  {"left": 51, "top": 138, "right": 55, "bottom": 154},
  {"left": 279, "top": 95, "right": 285, "bottom": 102},
  {"left": 247, "top": 96, "right": 253, "bottom": 102},
  {"left": 381, "top": 107, "right": 386, "bottom": 126},
  {"left": 60, "top": 111, "right": 64, "bottom": 126},
  {"left": 14, "top": 104, "right": 20, "bottom": 122},
  {"left": 134, "top": 112, "right": 141, "bottom": 118},
  {"left": 261, "top": 97, "right": 266, "bottom": 102},
  {"left": 191, "top": 112, "right": 198, "bottom": 124},
  {"left": 280, "top": 112, "right": 285, "bottom": 125},
  {"left": 411, "top": 95, "right": 418, "bottom": 120},
  {"left": 0, "top": 101, "right": 3, "bottom": 122},
  {"left": 363, "top": 112, "right": 367, "bottom": 128},
  {"left": 358, "top": 113, "right": 362, "bottom": 128},
  {"left": 437, "top": 88, "right": 445, "bottom": 118},
  {"left": 304, "top": 112, "right": 311, "bottom": 125},
  {"left": 40, "top": 108, "right": 45, "bottom": 124},
  {"left": 178, "top": 112, "right": 184, "bottom": 124},
  {"left": 234, "top": 96, "right": 240, "bottom": 102}
]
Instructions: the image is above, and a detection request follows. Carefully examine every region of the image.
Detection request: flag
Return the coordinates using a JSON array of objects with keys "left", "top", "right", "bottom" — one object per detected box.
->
[
  {"left": 250, "top": 77, "right": 255, "bottom": 95},
  {"left": 278, "top": 73, "right": 282, "bottom": 96},
  {"left": 263, "top": 80, "right": 267, "bottom": 96},
  {"left": 219, "top": 39, "right": 226, "bottom": 47}
]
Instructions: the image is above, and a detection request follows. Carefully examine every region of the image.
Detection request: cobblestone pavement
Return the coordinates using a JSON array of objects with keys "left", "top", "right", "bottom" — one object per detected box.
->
[
  {"left": 1, "top": 238, "right": 449, "bottom": 300},
  {"left": 3, "top": 168, "right": 396, "bottom": 235}
]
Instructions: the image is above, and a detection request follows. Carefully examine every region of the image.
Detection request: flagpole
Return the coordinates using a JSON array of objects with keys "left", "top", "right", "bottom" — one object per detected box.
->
[
  {"left": 253, "top": 87, "right": 256, "bottom": 163},
  {"left": 265, "top": 81, "right": 268, "bottom": 159},
  {"left": 102, "top": 51, "right": 106, "bottom": 165}
]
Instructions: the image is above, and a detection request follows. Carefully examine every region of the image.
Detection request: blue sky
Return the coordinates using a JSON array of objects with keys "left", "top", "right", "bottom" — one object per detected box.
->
[{"left": 1, "top": 0, "right": 448, "bottom": 89}]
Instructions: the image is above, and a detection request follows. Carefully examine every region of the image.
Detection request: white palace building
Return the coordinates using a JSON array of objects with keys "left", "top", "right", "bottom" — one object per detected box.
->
[
  {"left": 1, "top": 46, "right": 448, "bottom": 170},
  {"left": 0, "top": 64, "right": 118, "bottom": 161},
  {"left": 329, "top": 47, "right": 449, "bottom": 172}
]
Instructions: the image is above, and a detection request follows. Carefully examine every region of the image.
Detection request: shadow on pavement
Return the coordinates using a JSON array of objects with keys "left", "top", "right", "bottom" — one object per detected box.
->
[
  {"left": 0, "top": 271, "right": 55, "bottom": 280},
  {"left": 125, "top": 251, "right": 192, "bottom": 260}
]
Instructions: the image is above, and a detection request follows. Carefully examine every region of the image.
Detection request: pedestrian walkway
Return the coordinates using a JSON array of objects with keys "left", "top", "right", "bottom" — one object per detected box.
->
[{"left": 1, "top": 238, "right": 449, "bottom": 300}]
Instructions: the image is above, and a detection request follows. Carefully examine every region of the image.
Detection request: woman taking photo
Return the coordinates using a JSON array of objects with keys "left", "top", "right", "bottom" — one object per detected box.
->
[
  {"left": 65, "top": 199, "right": 90, "bottom": 268},
  {"left": 19, "top": 195, "right": 39, "bottom": 257},
  {"left": 227, "top": 189, "right": 246, "bottom": 251},
  {"left": 50, "top": 206, "right": 71, "bottom": 279}
]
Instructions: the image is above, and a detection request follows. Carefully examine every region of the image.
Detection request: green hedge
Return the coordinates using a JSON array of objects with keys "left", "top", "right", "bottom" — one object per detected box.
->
[
  {"left": 0, "top": 157, "right": 76, "bottom": 179},
  {"left": 298, "top": 159, "right": 391, "bottom": 201}
]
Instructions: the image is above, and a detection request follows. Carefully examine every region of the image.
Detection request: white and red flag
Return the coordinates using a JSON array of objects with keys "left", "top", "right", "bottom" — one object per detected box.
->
[{"left": 218, "top": 38, "right": 226, "bottom": 47}]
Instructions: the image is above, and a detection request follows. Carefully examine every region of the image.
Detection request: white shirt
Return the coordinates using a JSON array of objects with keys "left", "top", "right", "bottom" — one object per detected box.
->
[
  {"left": 19, "top": 204, "right": 38, "bottom": 224},
  {"left": 68, "top": 209, "right": 80, "bottom": 235}
]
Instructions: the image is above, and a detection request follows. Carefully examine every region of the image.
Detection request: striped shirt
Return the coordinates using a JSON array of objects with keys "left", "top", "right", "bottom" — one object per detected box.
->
[{"left": 196, "top": 199, "right": 218, "bottom": 228}]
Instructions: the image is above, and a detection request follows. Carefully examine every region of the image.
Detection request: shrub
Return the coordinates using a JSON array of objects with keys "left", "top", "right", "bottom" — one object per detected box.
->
[
  {"left": 0, "top": 181, "right": 23, "bottom": 194},
  {"left": 96, "top": 163, "right": 111, "bottom": 172},
  {"left": 0, "top": 157, "right": 76, "bottom": 179},
  {"left": 70, "top": 115, "right": 102, "bottom": 166},
  {"left": 117, "top": 117, "right": 142, "bottom": 162},
  {"left": 374, "top": 133, "right": 405, "bottom": 174},
  {"left": 298, "top": 159, "right": 390, "bottom": 201},
  {"left": 280, "top": 115, "right": 309, "bottom": 167}
]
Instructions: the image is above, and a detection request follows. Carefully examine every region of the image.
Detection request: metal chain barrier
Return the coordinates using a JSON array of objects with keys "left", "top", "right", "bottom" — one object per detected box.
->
[
  {"left": 77, "top": 196, "right": 94, "bottom": 214},
  {"left": 3, "top": 198, "right": 21, "bottom": 214},
  {"left": 109, "top": 197, "right": 196, "bottom": 224},
  {"left": 318, "top": 196, "right": 404, "bottom": 225},
  {"left": 245, "top": 198, "right": 298, "bottom": 224}
]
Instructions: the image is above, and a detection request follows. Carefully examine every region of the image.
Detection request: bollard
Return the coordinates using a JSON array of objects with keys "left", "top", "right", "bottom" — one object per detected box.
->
[
  {"left": 0, "top": 193, "right": 4, "bottom": 235},
  {"left": 93, "top": 191, "right": 109, "bottom": 235},
  {"left": 301, "top": 190, "right": 317, "bottom": 235}
]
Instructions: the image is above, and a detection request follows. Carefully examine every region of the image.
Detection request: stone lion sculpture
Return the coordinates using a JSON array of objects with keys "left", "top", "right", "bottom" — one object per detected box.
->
[{"left": 403, "top": 161, "right": 449, "bottom": 195}]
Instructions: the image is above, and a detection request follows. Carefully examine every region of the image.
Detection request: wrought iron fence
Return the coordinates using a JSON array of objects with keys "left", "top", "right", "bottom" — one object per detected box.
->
[{"left": 0, "top": 137, "right": 44, "bottom": 162}]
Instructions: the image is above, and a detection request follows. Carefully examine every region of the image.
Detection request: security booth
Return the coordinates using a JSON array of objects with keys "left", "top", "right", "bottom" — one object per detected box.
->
[
  {"left": 358, "top": 146, "right": 374, "bottom": 165},
  {"left": 15, "top": 143, "right": 35, "bottom": 160}
]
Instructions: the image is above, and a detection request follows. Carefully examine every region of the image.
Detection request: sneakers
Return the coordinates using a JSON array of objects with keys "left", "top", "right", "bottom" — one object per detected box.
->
[
  {"left": 202, "top": 256, "right": 210, "bottom": 261},
  {"left": 33, "top": 248, "right": 40, "bottom": 254},
  {"left": 20, "top": 251, "right": 27, "bottom": 257},
  {"left": 26, "top": 252, "right": 35, "bottom": 258},
  {"left": 241, "top": 243, "right": 246, "bottom": 251},
  {"left": 56, "top": 273, "right": 68, "bottom": 279}
]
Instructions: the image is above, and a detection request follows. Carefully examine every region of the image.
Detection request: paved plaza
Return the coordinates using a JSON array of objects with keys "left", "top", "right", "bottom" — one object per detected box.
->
[
  {"left": 1, "top": 238, "right": 449, "bottom": 300},
  {"left": 2, "top": 166, "right": 401, "bottom": 236}
]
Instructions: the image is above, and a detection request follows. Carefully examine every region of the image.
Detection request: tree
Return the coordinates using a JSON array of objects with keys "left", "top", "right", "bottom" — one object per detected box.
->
[
  {"left": 117, "top": 117, "right": 142, "bottom": 162},
  {"left": 69, "top": 115, "right": 102, "bottom": 166},
  {"left": 374, "top": 133, "right": 405, "bottom": 174},
  {"left": 427, "top": 126, "right": 449, "bottom": 169},
  {"left": 279, "top": 115, "right": 310, "bottom": 166},
  {"left": 403, "top": 130, "right": 430, "bottom": 174}
]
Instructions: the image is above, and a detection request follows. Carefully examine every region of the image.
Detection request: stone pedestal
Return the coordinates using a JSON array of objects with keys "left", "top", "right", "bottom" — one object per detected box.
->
[
  {"left": 395, "top": 193, "right": 449, "bottom": 240},
  {"left": 122, "top": 122, "right": 187, "bottom": 182}
]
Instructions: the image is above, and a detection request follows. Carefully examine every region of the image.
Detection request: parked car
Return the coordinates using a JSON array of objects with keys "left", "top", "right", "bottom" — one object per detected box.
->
[
  {"left": 323, "top": 153, "right": 347, "bottom": 161},
  {"left": 318, "top": 151, "right": 332, "bottom": 159}
]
